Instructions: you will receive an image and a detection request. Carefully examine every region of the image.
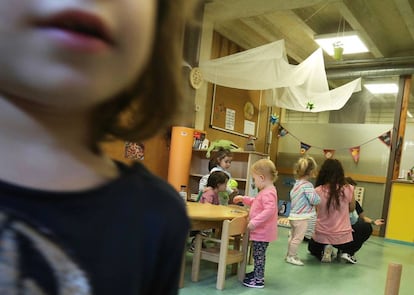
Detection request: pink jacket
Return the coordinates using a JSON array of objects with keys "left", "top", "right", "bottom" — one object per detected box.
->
[{"left": 241, "top": 186, "right": 278, "bottom": 242}]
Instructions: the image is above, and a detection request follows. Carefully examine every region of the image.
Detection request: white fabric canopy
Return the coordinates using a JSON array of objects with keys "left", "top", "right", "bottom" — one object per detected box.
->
[{"left": 199, "top": 40, "right": 361, "bottom": 112}]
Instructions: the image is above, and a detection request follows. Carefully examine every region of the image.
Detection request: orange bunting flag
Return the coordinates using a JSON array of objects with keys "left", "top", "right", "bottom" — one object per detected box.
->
[
  {"left": 323, "top": 149, "right": 335, "bottom": 159},
  {"left": 349, "top": 146, "right": 360, "bottom": 163},
  {"left": 300, "top": 142, "right": 311, "bottom": 154}
]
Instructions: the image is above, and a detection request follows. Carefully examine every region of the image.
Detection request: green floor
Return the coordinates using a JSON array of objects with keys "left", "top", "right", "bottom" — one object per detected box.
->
[{"left": 180, "top": 227, "right": 414, "bottom": 295}]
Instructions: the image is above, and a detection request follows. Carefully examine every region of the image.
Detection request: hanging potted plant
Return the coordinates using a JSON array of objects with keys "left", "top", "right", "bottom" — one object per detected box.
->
[{"left": 333, "top": 40, "right": 344, "bottom": 61}]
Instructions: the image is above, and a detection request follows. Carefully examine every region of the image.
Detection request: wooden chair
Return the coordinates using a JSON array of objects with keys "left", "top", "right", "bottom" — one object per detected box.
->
[
  {"left": 191, "top": 216, "right": 250, "bottom": 290},
  {"left": 227, "top": 204, "right": 253, "bottom": 265}
]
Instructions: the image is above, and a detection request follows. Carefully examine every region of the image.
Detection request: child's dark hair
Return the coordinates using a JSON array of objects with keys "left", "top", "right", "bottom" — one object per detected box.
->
[
  {"left": 315, "top": 159, "right": 346, "bottom": 212},
  {"left": 91, "top": 1, "right": 194, "bottom": 151},
  {"left": 208, "top": 148, "right": 233, "bottom": 171},
  {"left": 294, "top": 156, "right": 317, "bottom": 178},
  {"left": 207, "top": 171, "right": 229, "bottom": 189}
]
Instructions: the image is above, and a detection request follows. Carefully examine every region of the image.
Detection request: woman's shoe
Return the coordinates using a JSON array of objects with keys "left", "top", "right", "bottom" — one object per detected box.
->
[
  {"left": 321, "top": 244, "right": 333, "bottom": 263},
  {"left": 341, "top": 253, "right": 357, "bottom": 264}
]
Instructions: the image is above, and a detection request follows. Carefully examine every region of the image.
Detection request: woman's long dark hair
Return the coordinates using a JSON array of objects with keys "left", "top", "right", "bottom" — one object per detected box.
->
[{"left": 315, "top": 159, "right": 346, "bottom": 212}]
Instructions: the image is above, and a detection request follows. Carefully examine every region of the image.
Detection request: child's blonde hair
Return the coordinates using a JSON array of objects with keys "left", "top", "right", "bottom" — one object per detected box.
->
[
  {"left": 251, "top": 159, "right": 278, "bottom": 182},
  {"left": 294, "top": 156, "right": 317, "bottom": 178}
]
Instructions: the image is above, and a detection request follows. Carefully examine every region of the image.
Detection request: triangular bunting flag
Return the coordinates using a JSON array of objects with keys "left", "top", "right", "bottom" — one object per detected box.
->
[
  {"left": 300, "top": 142, "right": 311, "bottom": 154},
  {"left": 378, "top": 130, "right": 391, "bottom": 148},
  {"left": 349, "top": 146, "right": 360, "bottom": 164},
  {"left": 323, "top": 149, "right": 335, "bottom": 159},
  {"left": 278, "top": 126, "right": 288, "bottom": 137}
]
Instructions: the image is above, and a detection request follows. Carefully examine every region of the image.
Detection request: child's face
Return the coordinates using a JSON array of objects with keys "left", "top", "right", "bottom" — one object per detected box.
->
[
  {"left": 0, "top": 0, "right": 156, "bottom": 111},
  {"left": 252, "top": 172, "right": 266, "bottom": 190},
  {"left": 217, "top": 181, "right": 228, "bottom": 192},
  {"left": 219, "top": 156, "right": 232, "bottom": 170}
]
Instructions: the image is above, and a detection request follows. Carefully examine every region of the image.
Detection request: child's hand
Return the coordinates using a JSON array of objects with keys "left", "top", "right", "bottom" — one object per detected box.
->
[
  {"left": 233, "top": 195, "right": 243, "bottom": 204},
  {"left": 247, "top": 222, "right": 256, "bottom": 231}
]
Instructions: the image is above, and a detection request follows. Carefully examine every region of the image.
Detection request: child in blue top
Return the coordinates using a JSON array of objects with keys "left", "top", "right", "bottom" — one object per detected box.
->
[{"left": 286, "top": 156, "right": 320, "bottom": 266}]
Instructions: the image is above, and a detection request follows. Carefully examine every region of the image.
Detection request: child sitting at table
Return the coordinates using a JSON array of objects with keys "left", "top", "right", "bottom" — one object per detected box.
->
[
  {"left": 188, "top": 171, "right": 229, "bottom": 252},
  {"left": 200, "top": 171, "right": 229, "bottom": 205},
  {"left": 199, "top": 148, "right": 238, "bottom": 205}
]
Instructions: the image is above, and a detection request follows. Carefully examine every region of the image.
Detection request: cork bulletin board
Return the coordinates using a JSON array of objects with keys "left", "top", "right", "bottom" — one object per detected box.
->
[{"left": 210, "top": 84, "right": 261, "bottom": 138}]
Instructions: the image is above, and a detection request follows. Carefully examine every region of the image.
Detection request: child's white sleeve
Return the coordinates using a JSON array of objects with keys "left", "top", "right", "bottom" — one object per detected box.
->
[{"left": 199, "top": 174, "right": 209, "bottom": 192}]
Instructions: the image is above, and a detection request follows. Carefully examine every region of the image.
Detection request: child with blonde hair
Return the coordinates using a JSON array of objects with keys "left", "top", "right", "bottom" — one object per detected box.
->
[
  {"left": 233, "top": 159, "right": 278, "bottom": 289},
  {"left": 286, "top": 156, "right": 320, "bottom": 266}
]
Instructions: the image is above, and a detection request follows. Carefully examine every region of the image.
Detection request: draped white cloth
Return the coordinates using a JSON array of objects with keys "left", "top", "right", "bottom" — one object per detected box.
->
[{"left": 199, "top": 40, "right": 361, "bottom": 112}]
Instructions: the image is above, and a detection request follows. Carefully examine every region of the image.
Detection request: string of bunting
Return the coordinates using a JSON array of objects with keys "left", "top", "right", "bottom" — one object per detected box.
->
[{"left": 275, "top": 124, "right": 391, "bottom": 164}]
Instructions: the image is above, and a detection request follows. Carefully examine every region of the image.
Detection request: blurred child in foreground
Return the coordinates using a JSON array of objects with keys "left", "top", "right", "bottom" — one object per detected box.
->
[{"left": 0, "top": 0, "right": 192, "bottom": 294}]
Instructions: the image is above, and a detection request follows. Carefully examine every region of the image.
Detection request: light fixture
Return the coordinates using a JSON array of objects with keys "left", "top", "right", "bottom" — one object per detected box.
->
[
  {"left": 314, "top": 31, "right": 369, "bottom": 56},
  {"left": 363, "top": 83, "right": 399, "bottom": 94}
]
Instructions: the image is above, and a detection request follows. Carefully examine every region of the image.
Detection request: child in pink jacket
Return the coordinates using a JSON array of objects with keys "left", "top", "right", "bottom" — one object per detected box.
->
[{"left": 233, "top": 159, "right": 278, "bottom": 289}]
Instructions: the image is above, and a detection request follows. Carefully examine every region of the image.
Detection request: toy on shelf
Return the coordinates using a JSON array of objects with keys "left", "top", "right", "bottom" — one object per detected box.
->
[
  {"left": 245, "top": 136, "right": 256, "bottom": 151},
  {"left": 205, "top": 139, "right": 240, "bottom": 158}
]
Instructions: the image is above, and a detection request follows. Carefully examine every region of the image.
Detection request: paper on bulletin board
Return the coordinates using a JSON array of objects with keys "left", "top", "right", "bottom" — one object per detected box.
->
[
  {"left": 244, "top": 120, "right": 255, "bottom": 135},
  {"left": 225, "top": 108, "right": 235, "bottom": 130}
]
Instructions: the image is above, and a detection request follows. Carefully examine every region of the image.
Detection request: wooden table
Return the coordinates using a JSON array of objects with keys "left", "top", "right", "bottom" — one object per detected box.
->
[
  {"left": 187, "top": 202, "right": 248, "bottom": 230},
  {"left": 179, "top": 202, "right": 248, "bottom": 288}
]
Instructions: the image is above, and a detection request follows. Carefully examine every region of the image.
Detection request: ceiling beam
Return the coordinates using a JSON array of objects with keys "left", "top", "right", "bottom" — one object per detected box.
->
[
  {"left": 261, "top": 10, "right": 319, "bottom": 63},
  {"left": 205, "top": 0, "right": 336, "bottom": 22},
  {"left": 394, "top": 0, "right": 414, "bottom": 41},
  {"left": 215, "top": 20, "right": 268, "bottom": 49},
  {"left": 333, "top": 1, "right": 383, "bottom": 58}
]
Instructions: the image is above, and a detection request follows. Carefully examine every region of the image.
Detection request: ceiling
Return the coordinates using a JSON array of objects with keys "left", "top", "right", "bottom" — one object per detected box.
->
[
  {"left": 205, "top": 0, "right": 414, "bottom": 65},
  {"left": 203, "top": 0, "right": 414, "bottom": 120}
]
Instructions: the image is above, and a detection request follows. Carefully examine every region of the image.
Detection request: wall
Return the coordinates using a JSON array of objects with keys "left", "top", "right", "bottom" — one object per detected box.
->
[
  {"left": 195, "top": 31, "right": 280, "bottom": 160},
  {"left": 401, "top": 123, "right": 414, "bottom": 175},
  {"left": 101, "top": 133, "right": 170, "bottom": 180},
  {"left": 276, "top": 123, "right": 391, "bottom": 221},
  {"left": 203, "top": 84, "right": 271, "bottom": 154}
]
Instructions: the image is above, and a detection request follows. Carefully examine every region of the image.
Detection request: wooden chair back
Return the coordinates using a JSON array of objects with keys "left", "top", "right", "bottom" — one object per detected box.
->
[{"left": 191, "top": 216, "right": 249, "bottom": 290}]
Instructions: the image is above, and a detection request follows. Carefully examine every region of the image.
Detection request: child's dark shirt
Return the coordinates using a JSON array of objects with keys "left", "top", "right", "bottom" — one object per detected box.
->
[{"left": 0, "top": 162, "right": 189, "bottom": 294}]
